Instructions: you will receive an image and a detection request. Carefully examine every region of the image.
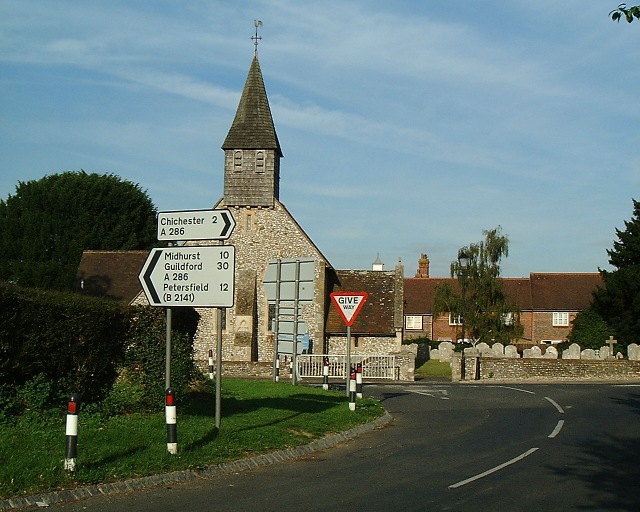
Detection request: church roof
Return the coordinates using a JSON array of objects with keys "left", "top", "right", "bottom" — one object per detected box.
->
[{"left": 222, "top": 55, "right": 282, "bottom": 156}]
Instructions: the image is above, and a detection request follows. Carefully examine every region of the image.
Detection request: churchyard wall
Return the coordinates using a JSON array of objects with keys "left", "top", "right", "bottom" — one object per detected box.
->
[{"left": 432, "top": 341, "right": 640, "bottom": 381}]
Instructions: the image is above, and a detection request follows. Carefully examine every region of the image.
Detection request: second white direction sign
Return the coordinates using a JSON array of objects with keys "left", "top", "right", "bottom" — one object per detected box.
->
[{"left": 139, "top": 246, "right": 235, "bottom": 307}]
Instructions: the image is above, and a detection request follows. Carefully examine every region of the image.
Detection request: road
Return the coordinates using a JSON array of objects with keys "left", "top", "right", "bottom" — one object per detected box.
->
[{"left": 46, "top": 382, "right": 640, "bottom": 512}]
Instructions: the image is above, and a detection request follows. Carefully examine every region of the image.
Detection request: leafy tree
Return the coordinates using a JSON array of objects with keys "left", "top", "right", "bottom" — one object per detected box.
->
[
  {"left": 568, "top": 307, "right": 614, "bottom": 350},
  {"left": 591, "top": 199, "right": 640, "bottom": 350},
  {"left": 610, "top": 3, "right": 640, "bottom": 22},
  {"left": 433, "top": 227, "right": 523, "bottom": 346},
  {"left": 0, "top": 170, "right": 157, "bottom": 290}
]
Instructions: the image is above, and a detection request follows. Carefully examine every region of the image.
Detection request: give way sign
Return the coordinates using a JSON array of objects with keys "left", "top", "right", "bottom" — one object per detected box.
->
[{"left": 330, "top": 292, "right": 368, "bottom": 327}]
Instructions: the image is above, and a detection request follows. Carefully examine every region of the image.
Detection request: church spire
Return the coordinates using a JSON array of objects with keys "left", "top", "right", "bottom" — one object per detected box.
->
[
  {"left": 222, "top": 50, "right": 281, "bottom": 155},
  {"left": 222, "top": 29, "right": 282, "bottom": 207}
]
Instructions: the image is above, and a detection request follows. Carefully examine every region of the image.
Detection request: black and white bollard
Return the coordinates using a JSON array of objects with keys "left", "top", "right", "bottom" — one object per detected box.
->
[
  {"left": 348, "top": 367, "right": 357, "bottom": 411},
  {"left": 356, "top": 362, "right": 363, "bottom": 399},
  {"left": 165, "top": 388, "right": 177, "bottom": 455},
  {"left": 275, "top": 356, "right": 280, "bottom": 382},
  {"left": 208, "top": 349, "right": 215, "bottom": 380},
  {"left": 322, "top": 356, "right": 330, "bottom": 391},
  {"left": 64, "top": 393, "right": 80, "bottom": 471}
]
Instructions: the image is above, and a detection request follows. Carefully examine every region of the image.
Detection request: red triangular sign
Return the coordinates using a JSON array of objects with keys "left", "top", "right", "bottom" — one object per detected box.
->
[{"left": 330, "top": 292, "right": 368, "bottom": 327}]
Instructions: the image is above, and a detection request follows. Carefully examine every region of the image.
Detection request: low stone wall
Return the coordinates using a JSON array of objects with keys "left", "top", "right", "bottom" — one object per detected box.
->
[{"left": 452, "top": 354, "right": 640, "bottom": 381}]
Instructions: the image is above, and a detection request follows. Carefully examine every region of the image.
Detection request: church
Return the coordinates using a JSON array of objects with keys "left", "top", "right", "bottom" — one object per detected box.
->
[{"left": 76, "top": 47, "right": 405, "bottom": 376}]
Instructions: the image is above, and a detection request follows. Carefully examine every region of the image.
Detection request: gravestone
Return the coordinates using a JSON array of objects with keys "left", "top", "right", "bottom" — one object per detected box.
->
[
  {"left": 598, "top": 346, "right": 610, "bottom": 360},
  {"left": 504, "top": 345, "right": 519, "bottom": 358},
  {"left": 492, "top": 342, "right": 505, "bottom": 357},
  {"left": 628, "top": 343, "right": 639, "bottom": 361},
  {"left": 606, "top": 336, "right": 617, "bottom": 359},
  {"left": 544, "top": 346, "right": 558, "bottom": 359},
  {"left": 476, "top": 342, "right": 491, "bottom": 356},
  {"left": 581, "top": 348, "right": 597, "bottom": 360},
  {"left": 430, "top": 341, "right": 455, "bottom": 362},
  {"left": 563, "top": 343, "right": 581, "bottom": 359},
  {"left": 524, "top": 346, "right": 543, "bottom": 359}
]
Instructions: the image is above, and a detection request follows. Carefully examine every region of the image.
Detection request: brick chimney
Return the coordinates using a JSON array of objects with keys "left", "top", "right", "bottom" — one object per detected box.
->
[{"left": 415, "top": 253, "right": 430, "bottom": 278}]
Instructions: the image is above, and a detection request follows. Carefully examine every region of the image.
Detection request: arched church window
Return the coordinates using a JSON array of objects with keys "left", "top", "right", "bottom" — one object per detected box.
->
[
  {"left": 256, "top": 151, "right": 265, "bottom": 173},
  {"left": 234, "top": 151, "right": 242, "bottom": 172}
]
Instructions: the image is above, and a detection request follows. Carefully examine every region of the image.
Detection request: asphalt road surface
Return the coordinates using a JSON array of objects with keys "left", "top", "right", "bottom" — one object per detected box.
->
[{"left": 44, "top": 382, "right": 640, "bottom": 512}]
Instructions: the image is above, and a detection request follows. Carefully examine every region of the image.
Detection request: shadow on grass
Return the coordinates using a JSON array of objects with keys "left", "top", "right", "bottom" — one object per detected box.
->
[
  {"left": 80, "top": 446, "right": 147, "bottom": 472},
  {"left": 546, "top": 393, "right": 640, "bottom": 511},
  {"left": 183, "top": 391, "right": 344, "bottom": 418}
]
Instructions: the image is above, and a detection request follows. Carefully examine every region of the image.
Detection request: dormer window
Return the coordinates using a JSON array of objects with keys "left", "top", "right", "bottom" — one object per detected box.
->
[{"left": 256, "top": 151, "right": 265, "bottom": 173}]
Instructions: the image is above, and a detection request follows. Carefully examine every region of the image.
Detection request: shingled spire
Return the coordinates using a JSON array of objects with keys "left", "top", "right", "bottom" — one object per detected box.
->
[
  {"left": 222, "top": 55, "right": 282, "bottom": 154},
  {"left": 222, "top": 54, "right": 282, "bottom": 207}
]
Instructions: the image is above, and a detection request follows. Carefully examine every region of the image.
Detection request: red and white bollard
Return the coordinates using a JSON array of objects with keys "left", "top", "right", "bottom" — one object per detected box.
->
[
  {"left": 208, "top": 349, "right": 215, "bottom": 380},
  {"left": 64, "top": 393, "right": 80, "bottom": 471},
  {"left": 165, "top": 388, "right": 177, "bottom": 455},
  {"left": 322, "top": 356, "right": 330, "bottom": 391},
  {"left": 356, "top": 362, "right": 363, "bottom": 399},
  {"left": 348, "top": 368, "right": 357, "bottom": 411}
]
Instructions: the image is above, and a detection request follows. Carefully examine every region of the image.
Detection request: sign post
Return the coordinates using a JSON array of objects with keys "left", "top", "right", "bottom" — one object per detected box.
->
[
  {"left": 139, "top": 208, "right": 236, "bottom": 438},
  {"left": 330, "top": 292, "right": 368, "bottom": 395}
]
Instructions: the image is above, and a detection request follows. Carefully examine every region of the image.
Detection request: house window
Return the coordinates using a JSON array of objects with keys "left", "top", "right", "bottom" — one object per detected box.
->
[
  {"left": 552, "top": 312, "right": 569, "bottom": 327},
  {"left": 503, "top": 312, "right": 513, "bottom": 326},
  {"left": 449, "top": 313, "right": 462, "bottom": 326},
  {"left": 405, "top": 315, "right": 423, "bottom": 330}
]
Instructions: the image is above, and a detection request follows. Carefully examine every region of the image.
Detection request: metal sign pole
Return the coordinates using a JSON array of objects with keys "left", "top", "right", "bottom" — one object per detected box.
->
[
  {"left": 291, "top": 260, "right": 301, "bottom": 386},
  {"left": 272, "top": 260, "right": 282, "bottom": 382},
  {"left": 165, "top": 308, "right": 172, "bottom": 390},
  {"left": 215, "top": 307, "right": 223, "bottom": 429},
  {"left": 346, "top": 324, "right": 351, "bottom": 396}
]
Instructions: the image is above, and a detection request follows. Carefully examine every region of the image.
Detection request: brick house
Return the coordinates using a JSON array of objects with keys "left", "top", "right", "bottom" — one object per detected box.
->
[{"left": 404, "top": 255, "right": 602, "bottom": 345}]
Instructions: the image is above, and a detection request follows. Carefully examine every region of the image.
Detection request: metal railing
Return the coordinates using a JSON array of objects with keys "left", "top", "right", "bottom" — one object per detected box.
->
[{"left": 296, "top": 354, "right": 397, "bottom": 380}]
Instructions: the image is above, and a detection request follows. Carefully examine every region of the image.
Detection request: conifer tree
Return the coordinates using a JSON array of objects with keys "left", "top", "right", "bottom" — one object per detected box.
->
[
  {"left": 591, "top": 199, "right": 640, "bottom": 348},
  {"left": 0, "top": 171, "right": 157, "bottom": 290}
]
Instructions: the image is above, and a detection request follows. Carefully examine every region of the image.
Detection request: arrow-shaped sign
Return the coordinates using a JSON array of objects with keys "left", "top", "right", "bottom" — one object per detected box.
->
[
  {"left": 138, "top": 246, "right": 235, "bottom": 307},
  {"left": 330, "top": 292, "right": 368, "bottom": 327},
  {"left": 157, "top": 209, "right": 236, "bottom": 241}
]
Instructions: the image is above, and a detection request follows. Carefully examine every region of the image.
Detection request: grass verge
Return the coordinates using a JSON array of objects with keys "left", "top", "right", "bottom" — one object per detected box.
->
[
  {"left": 0, "top": 379, "right": 384, "bottom": 500},
  {"left": 415, "top": 359, "right": 452, "bottom": 379}
]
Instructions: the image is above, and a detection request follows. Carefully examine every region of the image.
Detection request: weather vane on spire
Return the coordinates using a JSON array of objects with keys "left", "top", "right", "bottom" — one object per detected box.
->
[{"left": 252, "top": 20, "right": 263, "bottom": 55}]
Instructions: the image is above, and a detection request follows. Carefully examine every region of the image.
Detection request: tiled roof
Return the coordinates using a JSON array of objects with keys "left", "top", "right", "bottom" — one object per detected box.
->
[
  {"left": 403, "top": 273, "right": 601, "bottom": 313},
  {"left": 222, "top": 55, "right": 282, "bottom": 155},
  {"left": 326, "top": 270, "right": 398, "bottom": 335},
  {"left": 74, "top": 250, "right": 149, "bottom": 304},
  {"left": 530, "top": 273, "right": 602, "bottom": 311},
  {"left": 403, "top": 278, "right": 454, "bottom": 314}
]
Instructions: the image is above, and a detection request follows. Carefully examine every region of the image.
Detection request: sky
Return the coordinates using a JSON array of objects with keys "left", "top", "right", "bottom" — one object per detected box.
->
[{"left": 1, "top": 1, "right": 639, "bottom": 278}]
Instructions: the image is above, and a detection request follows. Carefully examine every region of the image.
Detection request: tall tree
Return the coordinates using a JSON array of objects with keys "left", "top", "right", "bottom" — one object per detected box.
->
[
  {"left": 0, "top": 171, "right": 158, "bottom": 290},
  {"left": 591, "top": 199, "right": 640, "bottom": 349},
  {"left": 433, "top": 227, "right": 523, "bottom": 345},
  {"left": 610, "top": 3, "right": 640, "bottom": 22}
]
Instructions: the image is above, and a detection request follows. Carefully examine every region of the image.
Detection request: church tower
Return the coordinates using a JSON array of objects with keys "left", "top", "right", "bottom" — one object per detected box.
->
[{"left": 221, "top": 55, "right": 282, "bottom": 207}]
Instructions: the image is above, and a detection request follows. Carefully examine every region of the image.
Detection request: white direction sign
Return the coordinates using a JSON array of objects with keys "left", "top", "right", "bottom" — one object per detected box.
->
[
  {"left": 157, "top": 209, "right": 236, "bottom": 241},
  {"left": 139, "top": 246, "right": 235, "bottom": 307},
  {"left": 330, "top": 292, "right": 368, "bottom": 327}
]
